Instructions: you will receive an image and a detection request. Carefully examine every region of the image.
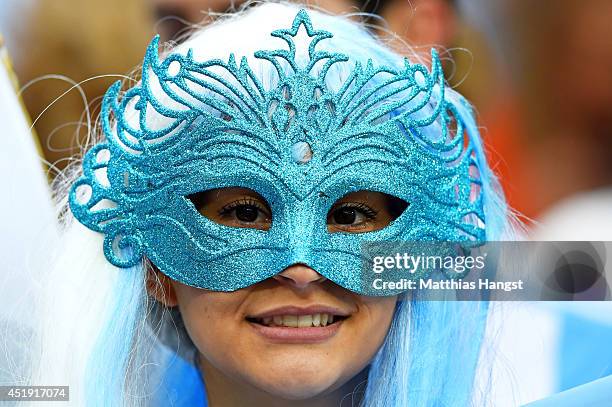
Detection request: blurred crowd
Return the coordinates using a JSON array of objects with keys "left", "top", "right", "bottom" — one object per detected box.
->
[{"left": 1, "top": 0, "right": 611, "bottom": 227}]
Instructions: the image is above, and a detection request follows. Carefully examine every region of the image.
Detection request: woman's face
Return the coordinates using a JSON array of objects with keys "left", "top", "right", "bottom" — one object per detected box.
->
[{"left": 150, "top": 187, "right": 401, "bottom": 401}]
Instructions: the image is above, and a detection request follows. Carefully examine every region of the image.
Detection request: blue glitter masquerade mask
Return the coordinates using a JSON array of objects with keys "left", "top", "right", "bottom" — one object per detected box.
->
[{"left": 69, "top": 9, "right": 485, "bottom": 295}]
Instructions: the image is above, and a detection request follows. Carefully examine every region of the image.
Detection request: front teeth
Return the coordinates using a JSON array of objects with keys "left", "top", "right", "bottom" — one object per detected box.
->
[
  {"left": 284, "top": 315, "right": 298, "bottom": 327},
  {"left": 297, "top": 315, "right": 312, "bottom": 327},
  {"left": 255, "top": 313, "right": 338, "bottom": 327}
]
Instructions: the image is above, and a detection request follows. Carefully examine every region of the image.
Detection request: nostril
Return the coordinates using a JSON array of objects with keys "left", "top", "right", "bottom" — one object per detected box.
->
[
  {"left": 272, "top": 274, "right": 292, "bottom": 283},
  {"left": 273, "top": 264, "right": 326, "bottom": 288}
]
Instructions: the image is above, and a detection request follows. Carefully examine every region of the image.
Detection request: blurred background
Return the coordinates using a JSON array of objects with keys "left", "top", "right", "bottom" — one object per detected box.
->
[{"left": 1, "top": 0, "right": 611, "bottom": 405}]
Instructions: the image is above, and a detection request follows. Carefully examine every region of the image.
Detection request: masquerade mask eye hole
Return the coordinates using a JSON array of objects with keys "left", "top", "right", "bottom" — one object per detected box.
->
[
  {"left": 327, "top": 191, "right": 408, "bottom": 234},
  {"left": 187, "top": 187, "right": 272, "bottom": 231}
]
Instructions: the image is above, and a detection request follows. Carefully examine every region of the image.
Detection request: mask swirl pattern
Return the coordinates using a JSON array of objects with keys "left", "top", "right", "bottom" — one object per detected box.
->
[{"left": 68, "top": 9, "right": 485, "bottom": 294}]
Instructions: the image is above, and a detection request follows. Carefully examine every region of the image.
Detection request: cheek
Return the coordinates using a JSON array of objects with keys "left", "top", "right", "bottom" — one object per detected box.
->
[
  {"left": 172, "top": 286, "right": 251, "bottom": 371},
  {"left": 345, "top": 296, "right": 397, "bottom": 357},
  {"left": 304, "top": 295, "right": 398, "bottom": 393}
]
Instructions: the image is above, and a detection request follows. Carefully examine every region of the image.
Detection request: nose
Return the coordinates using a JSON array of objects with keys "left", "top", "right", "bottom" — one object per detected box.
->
[{"left": 273, "top": 264, "right": 327, "bottom": 289}]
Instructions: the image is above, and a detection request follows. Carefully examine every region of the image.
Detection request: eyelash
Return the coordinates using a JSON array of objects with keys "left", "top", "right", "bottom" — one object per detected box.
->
[
  {"left": 218, "top": 198, "right": 269, "bottom": 217},
  {"left": 333, "top": 202, "right": 378, "bottom": 220}
]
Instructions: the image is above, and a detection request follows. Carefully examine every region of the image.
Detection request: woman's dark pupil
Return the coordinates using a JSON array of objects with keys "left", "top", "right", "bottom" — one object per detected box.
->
[
  {"left": 334, "top": 207, "right": 356, "bottom": 224},
  {"left": 236, "top": 205, "right": 258, "bottom": 222}
]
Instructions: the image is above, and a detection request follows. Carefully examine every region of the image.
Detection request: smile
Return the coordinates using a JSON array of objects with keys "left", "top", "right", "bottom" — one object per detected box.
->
[
  {"left": 246, "top": 306, "right": 350, "bottom": 343},
  {"left": 247, "top": 313, "right": 347, "bottom": 328}
]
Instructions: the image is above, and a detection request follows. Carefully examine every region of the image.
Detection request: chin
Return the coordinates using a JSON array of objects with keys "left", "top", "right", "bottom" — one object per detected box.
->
[
  {"left": 247, "top": 359, "right": 344, "bottom": 400},
  {"left": 257, "top": 379, "right": 336, "bottom": 401}
]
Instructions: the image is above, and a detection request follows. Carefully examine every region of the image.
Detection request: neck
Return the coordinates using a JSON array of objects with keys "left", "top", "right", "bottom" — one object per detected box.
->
[{"left": 197, "top": 354, "right": 368, "bottom": 407}]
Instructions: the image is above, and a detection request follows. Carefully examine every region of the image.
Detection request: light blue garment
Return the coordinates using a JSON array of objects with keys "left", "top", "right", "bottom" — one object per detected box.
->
[
  {"left": 558, "top": 310, "right": 612, "bottom": 390},
  {"left": 68, "top": 9, "right": 485, "bottom": 294},
  {"left": 152, "top": 351, "right": 206, "bottom": 407},
  {"left": 524, "top": 374, "right": 612, "bottom": 407}
]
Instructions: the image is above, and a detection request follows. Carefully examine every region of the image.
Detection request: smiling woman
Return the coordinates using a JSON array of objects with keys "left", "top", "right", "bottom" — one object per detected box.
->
[
  {"left": 153, "top": 186, "right": 400, "bottom": 405},
  {"left": 27, "top": 2, "right": 516, "bottom": 407}
]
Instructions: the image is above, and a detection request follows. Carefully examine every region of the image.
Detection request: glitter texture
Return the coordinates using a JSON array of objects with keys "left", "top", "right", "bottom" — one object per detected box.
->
[{"left": 68, "top": 10, "right": 485, "bottom": 295}]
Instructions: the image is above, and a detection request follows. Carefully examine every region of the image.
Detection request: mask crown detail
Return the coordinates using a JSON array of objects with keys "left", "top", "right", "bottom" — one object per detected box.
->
[{"left": 69, "top": 9, "right": 485, "bottom": 294}]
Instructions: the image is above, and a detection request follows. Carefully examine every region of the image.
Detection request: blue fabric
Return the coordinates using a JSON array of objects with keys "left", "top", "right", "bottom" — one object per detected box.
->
[
  {"left": 153, "top": 354, "right": 207, "bottom": 407},
  {"left": 558, "top": 312, "right": 612, "bottom": 391},
  {"left": 68, "top": 9, "right": 485, "bottom": 294},
  {"left": 523, "top": 374, "right": 612, "bottom": 407}
]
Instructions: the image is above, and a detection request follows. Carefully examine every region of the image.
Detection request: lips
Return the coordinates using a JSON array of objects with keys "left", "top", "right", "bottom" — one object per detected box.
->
[{"left": 245, "top": 306, "right": 350, "bottom": 343}]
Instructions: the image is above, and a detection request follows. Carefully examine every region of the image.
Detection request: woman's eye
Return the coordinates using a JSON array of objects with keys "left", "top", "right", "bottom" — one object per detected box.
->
[
  {"left": 328, "top": 203, "right": 377, "bottom": 228},
  {"left": 327, "top": 191, "right": 409, "bottom": 233},
  {"left": 219, "top": 199, "right": 271, "bottom": 226},
  {"left": 187, "top": 187, "right": 272, "bottom": 231},
  {"left": 235, "top": 205, "right": 258, "bottom": 222},
  {"left": 332, "top": 207, "right": 365, "bottom": 225},
  {"left": 233, "top": 205, "right": 264, "bottom": 223}
]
